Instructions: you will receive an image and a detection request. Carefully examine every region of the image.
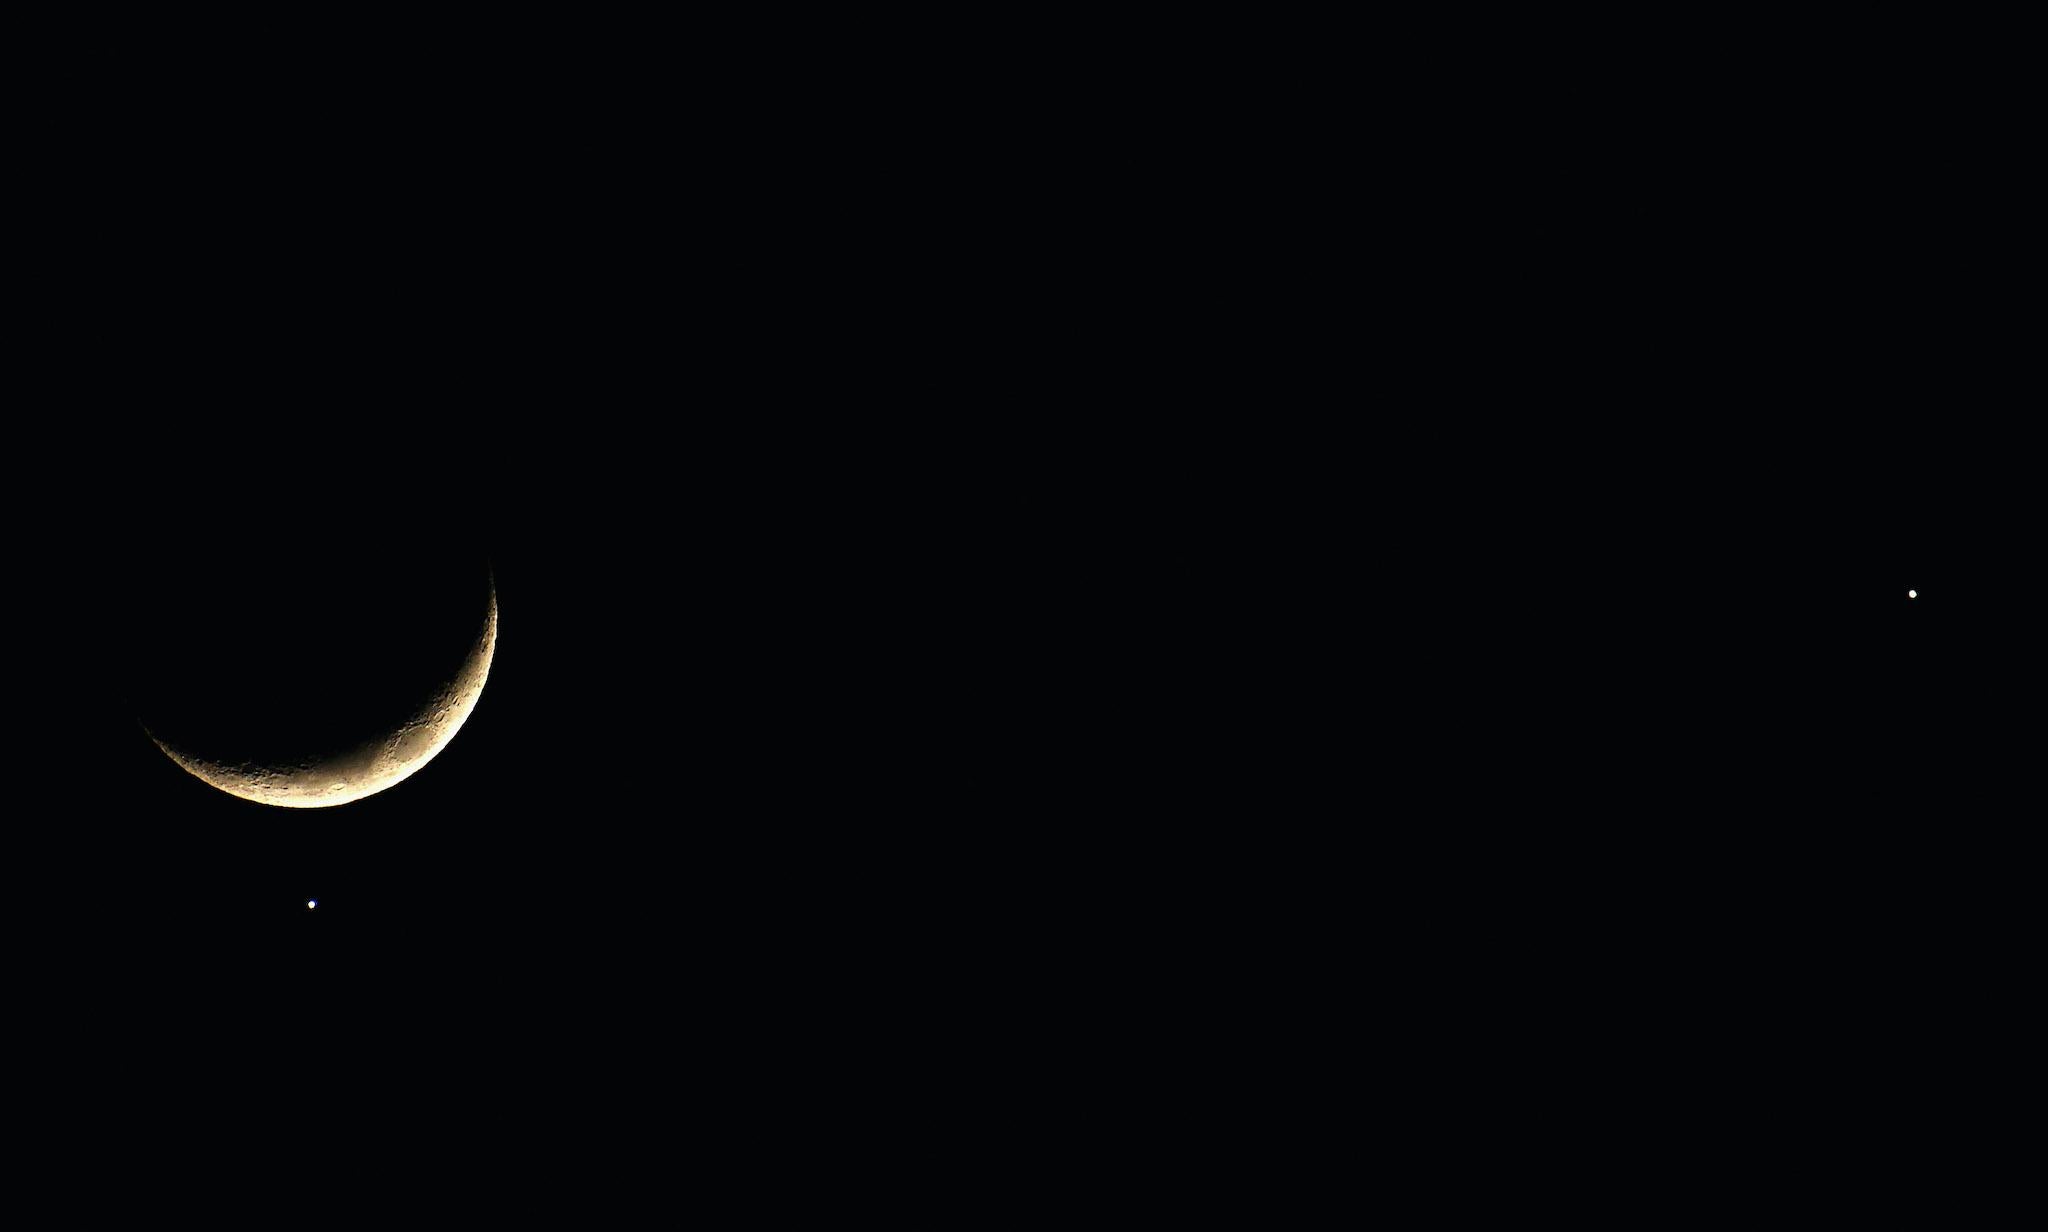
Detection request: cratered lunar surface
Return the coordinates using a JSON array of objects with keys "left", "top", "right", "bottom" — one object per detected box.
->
[{"left": 135, "top": 549, "right": 497, "bottom": 808}]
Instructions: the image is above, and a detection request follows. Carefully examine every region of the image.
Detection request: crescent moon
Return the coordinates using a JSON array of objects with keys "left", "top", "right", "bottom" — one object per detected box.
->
[{"left": 147, "top": 578, "right": 498, "bottom": 808}]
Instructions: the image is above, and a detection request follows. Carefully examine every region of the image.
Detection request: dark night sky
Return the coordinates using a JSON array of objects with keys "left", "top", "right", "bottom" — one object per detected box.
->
[
  {"left": 1856, "top": 508, "right": 2034, "bottom": 946},
  {"left": 7, "top": 20, "right": 2033, "bottom": 1184}
]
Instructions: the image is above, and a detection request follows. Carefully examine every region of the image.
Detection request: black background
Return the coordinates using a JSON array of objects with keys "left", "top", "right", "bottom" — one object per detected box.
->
[
  {"left": 1, "top": 17, "right": 2033, "bottom": 1197},
  {"left": 1885, "top": 504, "right": 2031, "bottom": 1024}
]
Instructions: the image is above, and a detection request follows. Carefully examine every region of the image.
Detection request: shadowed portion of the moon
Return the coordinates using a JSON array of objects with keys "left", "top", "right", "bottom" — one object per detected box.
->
[{"left": 126, "top": 519, "right": 493, "bottom": 794}]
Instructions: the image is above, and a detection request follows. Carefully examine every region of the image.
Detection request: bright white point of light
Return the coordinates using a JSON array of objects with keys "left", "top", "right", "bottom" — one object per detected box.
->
[
  {"left": 306, "top": 900, "right": 317, "bottom": 909},
  {"left": 1909, "top": 590, "right": 1917, "bottom": 599}
]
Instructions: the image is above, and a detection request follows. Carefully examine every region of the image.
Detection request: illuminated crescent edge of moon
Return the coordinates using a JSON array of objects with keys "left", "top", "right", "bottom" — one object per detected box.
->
[{"left": 147, "top": 580, "right": 497, "bottom": 809}]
